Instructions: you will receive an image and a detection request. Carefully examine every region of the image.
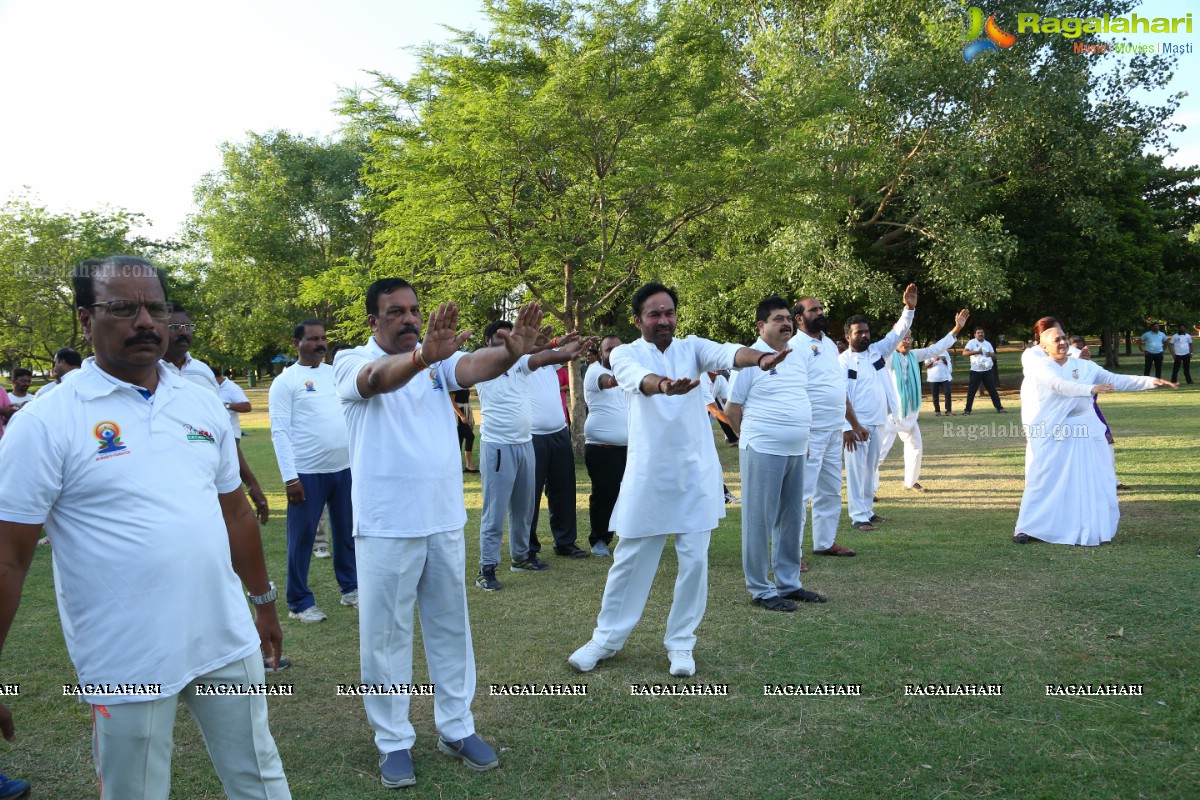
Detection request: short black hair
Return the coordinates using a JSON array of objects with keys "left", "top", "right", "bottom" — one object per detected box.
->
[
  {"left": 73, "top": 256, "right": 169, "bottom": 310},
  {"left": 756, "top": 295, "right": 790, "bottom": 323},
  {"left": 366, "top": 278, "right": 414, "bottom": 316},
  {"left": 792, "top": 297, "right": 819, "bottom": 318},
  {"left": 631, "top": 282, "right": 678, "bottom": 317},
  {"left": 483, "top": 320, "right": 513, "bottom": 342},
  {"left": 844, "top": 315, "right": 870, "bottom": 335},
  {"left": 293, "top": 319, "right": 325, "bottom": 341},
  {"left": 13, "top": 368, "right": 32, "bottom": 380},
  {"left": 54, "top": 348, "right": 83, "bottom": 367},
  {"left": 170, "top": 302, "right": 188, "bottom": 315}
]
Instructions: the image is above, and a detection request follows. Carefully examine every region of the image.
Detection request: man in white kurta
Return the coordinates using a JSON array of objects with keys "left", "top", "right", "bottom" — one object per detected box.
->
[
  {"left": 839, "top": 285, "right": 918, "bottom": 530},
  {"left": 1014, "top": 323, "right": 1174, "bottom": 546},
  {"left": 875, "top": 309, "right": 969, "bottom": 492},
  {"left": 725, "top": 296, "right": 824, "bottom": 612},
  {"left": 567, "top": 283, "right": 789, "bottom": 678},
  {"left": 333, "top": 278, "right": 543, "bottom": 787}
]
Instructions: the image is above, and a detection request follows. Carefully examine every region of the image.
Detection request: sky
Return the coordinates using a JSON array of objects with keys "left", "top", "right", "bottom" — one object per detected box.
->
[{"left": 0, "top": 0, "right": 1197, "bottom": 239}]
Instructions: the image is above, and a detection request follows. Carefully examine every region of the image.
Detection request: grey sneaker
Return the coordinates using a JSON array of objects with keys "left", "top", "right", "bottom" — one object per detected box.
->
[
  {"left": 568, "top": 640, "right": 616, "bottom": 672},
  {"left": 313, "top": 544, "right": 331, "bottom": 559},
  {"left": 668, "top": 649, "right": 695, "bottom": 677},
  {"left": 340, "top": 590, "right": 359, "bottom": 608},
  {"left": 437, "top": 734, "right": 499, "bottom": 771},
  {"left": 475, "top": 565, "right": 502, "bottom": 591},
  {"left": 590, "top": 542, "right": 611, "bottom": 557},
  {"left": 379, "top": 749, "right": 415, "bottom": 788},
  {"left": 288, "top": 606, "right": 327, "bottom": 623}
]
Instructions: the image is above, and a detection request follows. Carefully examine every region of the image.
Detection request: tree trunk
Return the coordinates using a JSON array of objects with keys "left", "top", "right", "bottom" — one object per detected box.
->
[
  {"left": 1124, "top": 330, "right": 1132, "bottom": 356},
  {"left": 1102, "top": 327, "right": 1120, "bottom": 370}
]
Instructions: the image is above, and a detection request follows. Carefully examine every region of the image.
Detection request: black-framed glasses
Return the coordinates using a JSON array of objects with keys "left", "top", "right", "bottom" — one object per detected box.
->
[
  {"left": 88, "top": 300, "right": 173, "bottom": 320},
  {"left": 168, "top": 323, "right": 196, "bottom": 333}
]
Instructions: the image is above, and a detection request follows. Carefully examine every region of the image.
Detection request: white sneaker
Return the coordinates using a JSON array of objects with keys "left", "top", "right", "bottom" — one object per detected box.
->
[
  {"left": 590, "top": 542, "right": 610, "bottom": 557},
  {"left": 568, "top": 641, "right": 616, "bottom": 672},
  {"left": 313, "top": 545, "right": 331, "bottom": 559},
  {"left": 340, "top": 590, "right": 358, "bottom": 608},
  {"left": 668, "top": 649, "right": 695, "bottom": 677},
  {"left": 288, "top": 606, "right": 327, "bottom": 623}
]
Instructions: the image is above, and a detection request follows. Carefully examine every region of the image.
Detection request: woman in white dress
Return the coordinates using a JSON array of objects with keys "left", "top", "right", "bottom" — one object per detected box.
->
[{"left": 1014, "top": 317, "right": 1176, "bottom": 546}]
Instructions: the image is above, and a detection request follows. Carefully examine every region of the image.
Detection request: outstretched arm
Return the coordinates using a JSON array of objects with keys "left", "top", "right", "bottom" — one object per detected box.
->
[{"left": 454, "top": 303, "right": 544, "bottom": 388}]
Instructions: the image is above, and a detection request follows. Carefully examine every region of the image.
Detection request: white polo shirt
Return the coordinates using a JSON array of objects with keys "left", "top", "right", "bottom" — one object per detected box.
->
[
  {"left": 609, "top": 336, "right": 740, "bottom": 538},
  {"left": 217, "top": 377, "right": 249, "bottom": 438},
  {"left": 964, "top": 339, "right": 996, "bottom": 371},
  {"left": 728, "top": 337, "right": 811, "bottom": 457},
  {"left": 1170, "top": 333, "right": 1192, "bottom": 356},
  {"left": 0, "top": 360, "right": 257, "bottom": 704},
  {"left": 925, "top": 353, "right": 952, "bottom": 383},
  {"left": 164, "top": 352, "right": 219, "bottom": 393},
  {"left": 795, "top": 330, "right": 847, "bottom": 432},
  {"left": 528, "top": 363, "right": 568, "bottom": 435},
  {"left": 269, "top": 361, "right": 350, "bottom": 480},
  {"left": 583, "top": 364, "right": 627, "bottom": 446},
  {"left": 334, "top": 337, "right": 467, "bottom": 537},
  {"left": 475, "top": 355, "right": 534, "bottom": 445}
]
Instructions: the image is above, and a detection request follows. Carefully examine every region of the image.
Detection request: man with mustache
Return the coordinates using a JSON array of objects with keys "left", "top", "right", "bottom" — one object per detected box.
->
[
  {"left": 0, "top": 256, "right": 290, "bottom": 798},
  {"left": 792, "top": 297, "right": 869, "bottom": 558},
  {"left": 333, "top": 279, "right": 544, "bottom": 786},
  {"left": 164, "top": 306, "right": 271, "bottom": 525},
  {"left": 269, "top": 320, "right": 357, "bottom": 623},
  {"left": 840, "top": 284, "right": 919, "bottom": 531},
  {"left": 725, "top": 295, "right": 825, "bottom": 612},
  {"left": 568, "top": 282, "right": 790, "bottom": 677}
]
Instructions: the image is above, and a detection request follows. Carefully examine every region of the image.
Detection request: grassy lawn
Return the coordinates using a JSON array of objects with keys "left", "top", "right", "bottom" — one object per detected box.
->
[{"left": 3, "top": 377, "right": 1198, "bottom": 799}]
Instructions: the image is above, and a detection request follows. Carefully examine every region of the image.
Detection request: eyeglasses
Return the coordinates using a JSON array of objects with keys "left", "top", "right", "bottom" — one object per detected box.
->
[
  {"left": 88, "top": 300, "right": 173, "bottom": 320},
  {"left": 168, "top": 323, "right": 196, "bottom": 333}
]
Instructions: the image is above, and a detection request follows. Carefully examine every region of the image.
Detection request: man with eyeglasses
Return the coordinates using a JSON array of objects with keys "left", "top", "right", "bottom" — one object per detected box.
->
[
  {"left": 164, "top": 306, "right": 271, "bottom": 525},
  {"left": 0, "top": 255, "right": 291, "bottom": 798}
]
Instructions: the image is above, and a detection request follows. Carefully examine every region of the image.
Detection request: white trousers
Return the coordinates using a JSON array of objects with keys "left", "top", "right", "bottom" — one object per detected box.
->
[
  {"left": 844, "top": 422, "right": 884, "bottom": 524},
  {"left": 803, "top": 428, "right": 844, "bottom": 552},
  {"left": 357, "top": 532, "right": 476, "bottom": 753},
  {"left": 590, "top": 531, "right": 711, "bottom": 652},
  {"left": 91, "top": 654, "right": 290, "bottom": 800},
  {"left": 875, "top": 411, "right": 924, "bottom": 490}
]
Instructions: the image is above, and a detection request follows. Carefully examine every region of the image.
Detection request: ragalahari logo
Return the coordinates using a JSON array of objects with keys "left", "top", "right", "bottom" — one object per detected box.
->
[{"left": 963, "top": 7, "right": 1016, "bottom": 62}]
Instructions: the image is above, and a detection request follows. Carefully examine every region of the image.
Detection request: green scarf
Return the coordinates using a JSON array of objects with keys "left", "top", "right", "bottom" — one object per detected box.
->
[{"left": 892, "top": 350, "right": 922, "bottom": 417}]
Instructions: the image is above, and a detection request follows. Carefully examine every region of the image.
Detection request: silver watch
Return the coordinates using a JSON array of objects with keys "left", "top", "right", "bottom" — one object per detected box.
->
[{"left": 247, "top": 581, "right": 277, "bottom": 605}]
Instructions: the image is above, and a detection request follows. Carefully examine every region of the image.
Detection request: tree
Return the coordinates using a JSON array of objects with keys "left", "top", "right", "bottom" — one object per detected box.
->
[
  {"left": 187, "top": 131, "right": 377, "bottom": 370},
  {"left": 0, "top": 198, "right": 164, "bottom": 375},
  {"left": 343, "top": 0, "right": 774, "bottom": 433}
]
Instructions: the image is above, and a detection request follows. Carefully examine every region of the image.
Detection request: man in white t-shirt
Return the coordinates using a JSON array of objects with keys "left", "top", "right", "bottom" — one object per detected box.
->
[
  {"left": 270, "top": 320, "right": 357, "bottom": 624},
  {"left": 839, "top": 285, "right": 918, "bottom": 530},
  {"left": 333, "top": 278, "right": 544, "bottom": 787},
  {"left": 567, "top": 282, "right": 790, "bottom": 679},
  {"left": 33, "top": 348, "right": 83, "bottom": 402},
  {"left": 0, "top": 256, "right": 289, "bottom": 799},
  {"left": 1139, "top": 322, "right": 1168, "bottom": 378},
  {"left": 164, "top": 306, "right": 271, "bottom": 525},
  {"left": 7, "top": 368, "right": 34, "bottom": 409},
  {"left": 474, "top": 323, "right": 589, "bottom": 590},
  {"left": 962, "top": 327, "right": 1006, "bottom": 414},
  {"left": 1169, "top": 324, "right": 1193, "bottom": 384},
  {"left": 216, "top": 370, "right": 251, "bottom": 438},
  {"left": 582, "top": 334, "right": 628, "bottom": 557},
  {"left": 725, "top": 295, "right": 824, "bottom": 613}
]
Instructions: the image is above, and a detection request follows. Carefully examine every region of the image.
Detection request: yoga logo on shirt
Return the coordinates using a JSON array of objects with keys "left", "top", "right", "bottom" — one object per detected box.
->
[
  {"left": 429, "top": 370, "right": 444, "bottom": 392},
  {"left": 304, "top": 381, "right": 316, "bottom": 392},
  {"left": 94, "top": 421, "right": 128, "bottom": 456},
  {"left": 182, "top": 423, "right": 216, "bottom": 444}
]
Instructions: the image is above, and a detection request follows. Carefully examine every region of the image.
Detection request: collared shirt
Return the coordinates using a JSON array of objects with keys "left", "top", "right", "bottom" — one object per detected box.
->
[
  {"left": 964, "top": 339, "right": 996, "bottom": 371},
  {"left": 0, "top": 359, "right": 256, "bottom": 704},
  {"left": 1169, "top": 333, "right": 1192, "bottom": 356},
  {"left": 728, "top": 336, "right": 811, "bottom": 457},
  {"left": 583, "top": 363, "right": 628, "bottom": 446},
  {"left": 840, "top": 308, "right": 914, "bottom": 427},
  {"left": 269, "top": 361, "right": 350, "bottom": 480},
  {"left": 795, "top": 330, "right": 847, "bottom": 431},
  {"left": 609, "top": 336, "right": 740, "bottom": 538},
  {"left": 475, "top": 355, "right": 535, "bottom": 445},
  {"left": 163, "top": 352, "right": 219, "bottom": 393},
  {"left": 1140, "top": 331, "right": 1167, "bottom": 354},
  {"left": 334, "top": 337, "right": 467, "bottom": 537}
]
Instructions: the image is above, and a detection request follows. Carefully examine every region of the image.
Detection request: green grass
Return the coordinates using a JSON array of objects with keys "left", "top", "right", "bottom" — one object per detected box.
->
[{"left": 3, "top": 383, "right": 1198, "bottom": 799}]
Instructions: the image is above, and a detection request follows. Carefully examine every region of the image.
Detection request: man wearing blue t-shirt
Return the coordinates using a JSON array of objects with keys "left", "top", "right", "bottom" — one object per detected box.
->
[{"left": 1139, "top": 322, "right": 1168, "bottom": 378}]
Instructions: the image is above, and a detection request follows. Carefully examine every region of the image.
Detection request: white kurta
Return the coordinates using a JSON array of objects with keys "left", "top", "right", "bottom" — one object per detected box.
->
[
  {"left": 609, "top": 336, "right": 741, "bottom": 537},
  {"left": 1015, "top": 350, "right": 1158, "bottom": 545}
]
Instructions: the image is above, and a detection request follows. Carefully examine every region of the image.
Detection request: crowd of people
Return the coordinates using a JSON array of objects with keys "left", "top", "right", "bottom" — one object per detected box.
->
[{"left": 0, "top": 255, "right": 1187, "bottom": 797}]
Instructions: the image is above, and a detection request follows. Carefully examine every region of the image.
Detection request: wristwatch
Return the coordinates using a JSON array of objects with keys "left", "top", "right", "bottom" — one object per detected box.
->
[{"left": 247, "top": 581, "right": 277, "bottom": 605}]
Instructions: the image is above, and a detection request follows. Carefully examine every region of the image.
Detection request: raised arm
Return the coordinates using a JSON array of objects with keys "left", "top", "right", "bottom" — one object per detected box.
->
[
  {"left": 876, "top": 284, "right": 918, "bottom": 357},
  {"left": 453, "top": 303, "right": 544, "bottom": 388}
]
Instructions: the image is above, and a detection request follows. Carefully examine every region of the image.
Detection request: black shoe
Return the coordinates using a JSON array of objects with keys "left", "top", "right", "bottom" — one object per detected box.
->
[
  {"left": 554, "top": 545, "right": 591, "bottom": 558},
  {"left": 780, "top": 588, "right": 828, "bottom": 603},
  {"left": 752, "top": 596, "right": 797, "bottom": 612},
  {"left": 1013, "top": 533, "right": 1030, "bottom": 544}
]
